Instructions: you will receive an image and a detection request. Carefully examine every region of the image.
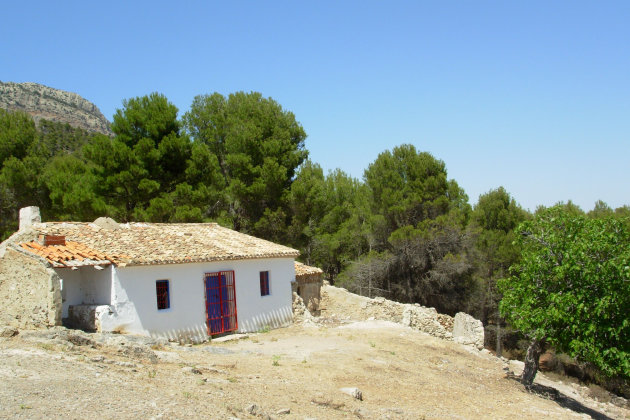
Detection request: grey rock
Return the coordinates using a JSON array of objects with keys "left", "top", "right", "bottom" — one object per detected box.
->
[
  {"left": 118, "top": 343, "right": 158, "bottom": 363},
  {"left": 353, "top": 407, "right": 371, "bottom": 418},
  {"left": 0, "top": 326, "right": 18, "bottom": 337},
  {"left": 245, "top": 403, "right": 261, "bottom": 415},
  {"left": 340, "top": 387, "right": 363, "bottom": 401},
  {"left": 181, "top": 366, "right": 202, "bottom": 375},
  {"left": 66, "top": 331, "right": 98, "bottom": 347},
  {"left": 202, "top": 346, "right": 235, "bottom": 354},
  {"left": 116, "top": 361, "right": 137, "bottom": 368}
]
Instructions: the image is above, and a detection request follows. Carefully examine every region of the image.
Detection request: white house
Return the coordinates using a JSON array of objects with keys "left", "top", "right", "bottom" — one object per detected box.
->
[{"left": 0, "top": 207, "right": 299, "bottom": 342}]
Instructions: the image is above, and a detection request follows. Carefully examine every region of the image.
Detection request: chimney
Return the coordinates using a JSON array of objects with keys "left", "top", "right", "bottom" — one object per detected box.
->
[
  {"left": 19, "top": 206, "right": 41, "bottom": 230},
  {"left": 44, "top": 235, "right": 66, "bottom": 246}
]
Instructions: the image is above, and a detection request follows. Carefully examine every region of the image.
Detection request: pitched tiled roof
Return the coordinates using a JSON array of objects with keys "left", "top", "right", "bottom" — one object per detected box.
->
[
  {"left": 18, "top": 222, "right": 299, "bottom": 267},
  {"left": 294, "top": 261, "right": 323, "bottom": 277}
]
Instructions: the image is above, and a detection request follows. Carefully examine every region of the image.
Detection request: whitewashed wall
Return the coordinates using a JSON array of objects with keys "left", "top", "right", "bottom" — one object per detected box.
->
[
  {"left": 95, "top": 257, "right": 295, "bottom": 342},
  {"left": 55, "top": 266, "right": 112, "bottom": 318}
]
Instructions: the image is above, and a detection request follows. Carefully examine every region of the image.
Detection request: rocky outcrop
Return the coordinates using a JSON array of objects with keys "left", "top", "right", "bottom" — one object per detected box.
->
[{"left": 0, "top": 81, "right": 113, "bottom": 136}]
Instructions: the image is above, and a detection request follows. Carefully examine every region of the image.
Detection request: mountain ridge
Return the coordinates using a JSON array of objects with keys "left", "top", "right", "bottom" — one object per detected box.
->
[{"left": 0, "top": 81, "right": 113, "bottom": 136}]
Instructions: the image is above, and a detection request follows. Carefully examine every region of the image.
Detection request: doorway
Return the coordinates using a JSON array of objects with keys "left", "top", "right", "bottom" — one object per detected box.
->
[{"left": 204, "top": 271, "right": 238, "bottom": 335}]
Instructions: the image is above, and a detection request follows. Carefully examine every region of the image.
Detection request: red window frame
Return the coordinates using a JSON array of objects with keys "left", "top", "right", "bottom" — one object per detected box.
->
[
  {"left": 260, "top": 271, "right": 270, "bottom": 296},
  {"left": 156, "top": 280, "right": 170, "bottom": 310}
]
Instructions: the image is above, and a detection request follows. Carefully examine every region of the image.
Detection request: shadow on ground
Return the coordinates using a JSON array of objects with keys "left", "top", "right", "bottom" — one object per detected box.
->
[{"left": 506, "top": 374, "right": 613, "bottom": 420}]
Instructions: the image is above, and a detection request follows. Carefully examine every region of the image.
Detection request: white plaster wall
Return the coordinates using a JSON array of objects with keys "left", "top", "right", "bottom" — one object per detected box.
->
[
  {"left": 55, "top": 266, "right": 112, "bottom": 318},
  {"left": 103, "top": 258, "right": 295, "bottom": 341},
  {"left": 235, "top": 258, "right": 295, "bottom": 333}
]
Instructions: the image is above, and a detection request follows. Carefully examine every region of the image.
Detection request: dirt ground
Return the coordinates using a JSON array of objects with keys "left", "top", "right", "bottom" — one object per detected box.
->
[{"left": 0, "top": 285, "right": 628, "bottom": 420}]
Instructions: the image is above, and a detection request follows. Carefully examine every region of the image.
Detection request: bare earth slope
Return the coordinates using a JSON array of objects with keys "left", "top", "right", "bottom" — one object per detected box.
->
[
  {"left": 0, "top": 285, "right": 627, "bottom": 419},
  {"left": 0, "top": 81, "right": 113, "bottom": 135}
]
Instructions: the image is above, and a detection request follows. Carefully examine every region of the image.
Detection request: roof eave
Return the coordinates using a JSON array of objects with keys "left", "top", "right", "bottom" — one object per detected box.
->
[{"left": 118, "top": 252, "right": 300, "bottom": 267}]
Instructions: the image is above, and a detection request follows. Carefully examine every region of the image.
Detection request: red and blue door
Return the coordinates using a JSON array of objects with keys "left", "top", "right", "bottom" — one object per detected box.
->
[{"left": 204, "top": 271, "right": 238, "bottom": 335}]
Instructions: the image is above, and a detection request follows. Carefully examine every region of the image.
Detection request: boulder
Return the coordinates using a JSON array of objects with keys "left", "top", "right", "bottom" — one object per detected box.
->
[
  {"left": 453, "top": 312, "right": 484, "bottom": 350},
  {"left": 340, "top": 387, "right": 363, "bottom": 401}
]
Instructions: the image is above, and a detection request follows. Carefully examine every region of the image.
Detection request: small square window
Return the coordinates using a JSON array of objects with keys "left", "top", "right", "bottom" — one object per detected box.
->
[
  {"left": 156, "top": 280, "right": 170, "bottom": 310},
  {"left": 260, "top": 271, "right": 270, "bottom": 296}
]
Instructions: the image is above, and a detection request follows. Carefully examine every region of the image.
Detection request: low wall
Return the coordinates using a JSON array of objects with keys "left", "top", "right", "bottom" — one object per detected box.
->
[{"left": 0, "top": 247, "right": 62, "bottom": 328}]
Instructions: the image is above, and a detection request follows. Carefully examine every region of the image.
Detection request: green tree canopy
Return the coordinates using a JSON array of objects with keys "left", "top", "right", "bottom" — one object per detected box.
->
[
  {"left": 45, "top": 93, "right": 217, "bottom": 223},
  {"left": 183, "top": 91, "right": 308, "bottom": 236},
  {"left": 588, "top": 200, "right": 614, "bottom": 219},
  {"left": 499, "top": 206, "right": 630, "bottom": 385},
  {"left": 336, "top": 144, "right": 476, "bottom": 313},
  {"left": 364, "top": 144, "right": 452, "bottom": 232},
  {"left": 111, "top": 93, "right": 180, "bottom": 148},
  {"left": 0, "top": 109, "right": 37, "bottom": 165},
  {"left": 288, "top": 162, "right": 377, "bottom": 280},
  {"left": 471, "top": 187, "right": 529, "bottom": 324}
]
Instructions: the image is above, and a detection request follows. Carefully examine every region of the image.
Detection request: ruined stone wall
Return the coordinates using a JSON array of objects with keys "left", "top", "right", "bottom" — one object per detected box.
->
[
  {"left": 296, "top": 281, "right": 322, "bottom": 313},
  {"left": 0, "top": 247, "right": 62, "bottom": 328},
  {"left": 361, "top": 297, "right": 452, "bottom": 339},
  {"left": 295, "top": 273, "right": 322, "bottom": 313}
]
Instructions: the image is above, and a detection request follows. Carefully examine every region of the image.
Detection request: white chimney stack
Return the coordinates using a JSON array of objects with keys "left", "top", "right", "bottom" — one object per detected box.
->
[{"left": 19, "top": 206, "right": 41, "bottom": 230}]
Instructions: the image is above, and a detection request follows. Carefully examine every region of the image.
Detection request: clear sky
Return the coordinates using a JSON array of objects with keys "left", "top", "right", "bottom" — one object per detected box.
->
[{"left": 2, "top": 1, "right": 629, "bottom": 212}]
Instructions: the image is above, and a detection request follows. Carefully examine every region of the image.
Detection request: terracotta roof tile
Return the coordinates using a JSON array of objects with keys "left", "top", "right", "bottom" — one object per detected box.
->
[
  {"left": 19, "top": 241, "right": 118, "bottom": 268},
  {"left": 20, "top": 222, "right": 299, "bottom": 267}
]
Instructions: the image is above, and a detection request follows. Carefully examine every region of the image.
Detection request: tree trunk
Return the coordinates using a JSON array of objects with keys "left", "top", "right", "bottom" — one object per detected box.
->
[
  {"left": 521, "top": 338, "right": 544, "bottom": 386},
  {"left": 495, "top": 315, "right": 502, "bottom": 358}
]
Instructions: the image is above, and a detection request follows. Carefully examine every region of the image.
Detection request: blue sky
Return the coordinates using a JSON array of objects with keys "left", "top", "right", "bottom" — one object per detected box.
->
[{"left": 2, "top": 1, "right": 629, "bottom": 211}]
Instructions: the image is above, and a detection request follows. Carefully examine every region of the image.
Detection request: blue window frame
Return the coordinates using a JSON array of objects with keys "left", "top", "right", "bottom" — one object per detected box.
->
[
  {"left": 260, "top": 271, "right": 270, "bottom": 296},
  {"left": 156, "top": 280, "right": 170, "bottom": 310}
]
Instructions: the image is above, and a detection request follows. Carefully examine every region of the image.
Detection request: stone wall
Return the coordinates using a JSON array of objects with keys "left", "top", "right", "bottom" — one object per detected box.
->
[
  {"left": 361, "top": 297, "right": 452, "bottom": 339},
  {"left": 294, "top": 272, "right": 322, "bottom": 314},
  {"left": 319, "top": 285, "right": 486, "bottom": 345},
  {"left": 0, "top": 247, "right": 62, "bottom": 329},
  {"left": 296, "top": 280, "right": 322, "bottom": 314}
]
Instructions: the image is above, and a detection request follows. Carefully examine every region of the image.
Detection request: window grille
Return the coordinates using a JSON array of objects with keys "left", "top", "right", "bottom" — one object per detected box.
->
[
  {"left": 156, "top": 280, "right": 170, "bottom": 310},
  {"left": 260, "top": 271, "right": 270, "bottom": 296}
]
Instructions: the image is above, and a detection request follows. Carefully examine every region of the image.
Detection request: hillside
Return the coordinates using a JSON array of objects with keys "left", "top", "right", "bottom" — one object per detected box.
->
[
  {"left": 0, "top": 81, "right": 112, "bottom": 135},
  {"left": 0, "top": 285, "right": 627, "bottom": 419}
]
